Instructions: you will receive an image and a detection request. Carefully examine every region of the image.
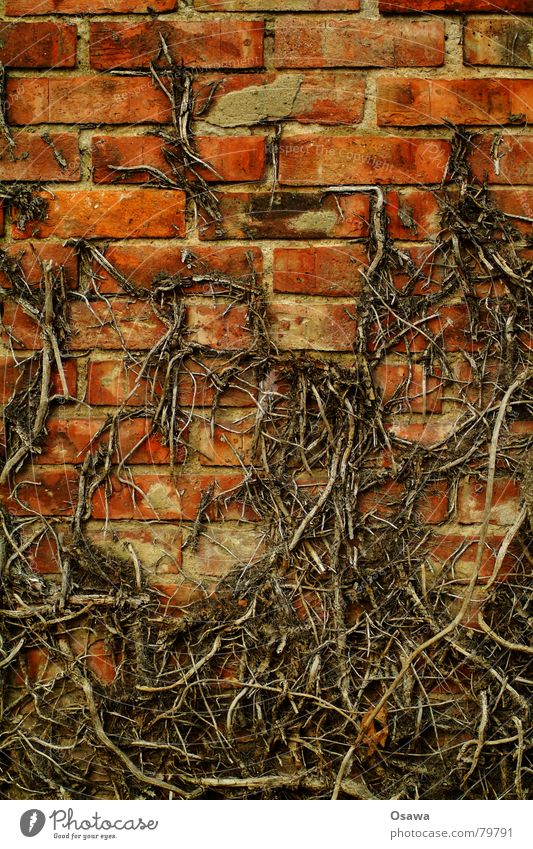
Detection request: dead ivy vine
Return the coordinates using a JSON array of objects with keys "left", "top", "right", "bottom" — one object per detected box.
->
[{"left": 0, "top": 54, "right": 531, "bottom": 800}]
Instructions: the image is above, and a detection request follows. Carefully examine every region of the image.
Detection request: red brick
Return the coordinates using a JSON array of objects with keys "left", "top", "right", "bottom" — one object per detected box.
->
[
  {"left": 5, "top": 0, "right": 177, "bottom": 12},
  {"left": 275, "top": 19, "right": 444, "bottom": 69},
  {"left": 92, "top": 473, "right": 243, "bottom": 520},
  {"left": 464, "top": 17, "right": 533, "bottom": 68},
  {"left": 393, "top": 246, "right": 446, "bottom": 296},
  {"left": 87, "top": 639, "right": 116, "bottom": 685},
  {"left": 86, "top": 522, "right": 182, "bottom": 576},
  {"left": 87, "top": 358, "right": 160, "bottom": 406},
  {"left": 389, "top": 420, "right": 457, "bottom": 447},
  {"left": 200, "top": 191, "right": 369, "bottom": 240},
  {"left": 15, "top": 301, "right": 253, "bottom": 352},
  {"left": 358, "top": 479, "right": 448, "bottom": 524},
  {"left": 0, "top": 22, "right": 77, "bottom": 68},
  {"left": 279, "top": 136, "right": 449, "bottom": 185},
  {"left": 20, "top": 648, "right": 60, "bottom": 684},
  {"left": 2, "top": 299, "right": 163, "bottom": 351},
  {"left": 489, "top": 188, "right": 533, "bottom": 235},
  {"left": 0, "top": 356, "right": 77, "bottom": 403},
  {"left": 0, "top": 469, "right": 78, "bottom": 516},
  {"left": 90, "top": 20, "right": 264, "bottom": 70},
  {"left": 269, "top": 302, "right": 356, "bottom": 351},
  {"left": 458, "top": 477, "right": 521, "bottom": 526},
  {"left": 7, "top": 76, "right": 170, "bottom": 126},
  {"left": 12, "top": 189, "right": 185, "bottom": 240},
  {"left": 38, "top": 417, "right": 173, "bottom": 465},
  {"left": 178, "top": 358, "right": 257, "bottom": 407},
  {"left": 196, "top": 1, "right": 359, "bottom": 8},
  {"left": 273, "top": 246, "right": 366, "bottom": 296},
  {"left": 197, "top": 72, "right": 365, "bottom": 127},
  {"left": 373, "top": 363, "right": 443, "bottom": 413},
  {"left": 151, "top": 581, "right": 212, "bottom": 615},
  {"left": 183, "top": 526, "right": 262, "bottom": 578},
  {"left": 91, "top": 244, "right": 262, "bottom": 295},
  {"left": 0, "top": 242, "right": 78, "bottom": 290},
  {"left": 386, "top": 189, "right": 441, "bottom": 241},
  {"left": 87, "top": 356, "right": 256, "bottom": 407},
  {"left": 23, "top": 530, "right": 62, "bottom": 575},
  {"left": 380, "top": 1, "right": 531, "bottom": 11},
  {"left": 92, "top": 135, "right": 266, "bottom": 185},
  {"left": 377, "top": 78, "right": 533, "bottom": 127},
  {"left": 0, "top": 132, "right": 80, "bottom": 182},
  {"left": 70, "top": 301, "right": 165, "bottom": 351},
  {"left": 469, "top": 135, "right": 533, "bottom": 185},
  {"left": 187, "top": 305, "right": 252, "bottom": 350},
  {"left": 427, "top": 533, "right": 520, "bottom": 584},
  {"left": 197, "top": 413, "right": 254, "bottom": 466},
  {"left": 370, "top": 304, "right": 483, "bottom": 355}
]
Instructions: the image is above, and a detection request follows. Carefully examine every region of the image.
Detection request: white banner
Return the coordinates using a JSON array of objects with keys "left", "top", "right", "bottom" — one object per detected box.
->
[{"left": 1, "top": 800, "right": 530, "bottom": 849}]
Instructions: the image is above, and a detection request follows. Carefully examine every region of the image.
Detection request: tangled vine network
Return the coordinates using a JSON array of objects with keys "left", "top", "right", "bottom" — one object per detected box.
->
[{"left": 0, "top": 57, "right": 531, "bottom": 800}]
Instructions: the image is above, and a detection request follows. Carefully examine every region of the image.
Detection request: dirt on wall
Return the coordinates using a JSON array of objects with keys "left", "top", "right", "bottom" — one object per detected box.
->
[{"left": 0, "top": 0, "right": 532, "bottom": 800}]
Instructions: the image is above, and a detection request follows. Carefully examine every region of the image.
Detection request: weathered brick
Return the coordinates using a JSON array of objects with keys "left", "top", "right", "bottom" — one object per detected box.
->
[
  {"left": 388, "top": 420, "right": 457, "bottom": 447},
  {"left": 90, "top": 244, "right": 262, "bottom": 294},
  {"left": 279, "top": 136, "right": 449, "bottom": 185},
  {"left": 87, "top": 358, "right": 160, "bottom": 406},
  {"left": 373, "top": 362, "right": 443, "bottom": 413},
  {"left": 0, "top": 132, "right": 80, "bottom": 181},
  {"left": 9, "top": 301, "right": 252, "bottom": 352},
  {"left": 427, "top": 533, "right": 520, "bottom": 584},
  {"left": 0, "top": 356, "right": 77, "bottom": 403},
  {"left": 92, "top": 473, "right": 243, "bottom": 520},
  {"left": 378, "top": 78, "right": 533, "bottom": 126},
  {"left": 380, "top": 0, "right": 532, "bottom": 11},
  {"left": 38, "top": 417, "right": 173, "bottom": 465},
  {"left": 197, "top": 72, "right": 365, "bottom": 127},
  {"left": 87, "top": 356, "right": 256, "bottom": 407},
  {"left": 458, "top": 477, "right": 521, "bottom": 526},
  {"left": 489, "top": 188, "right": 533, "bottom": 236},
  {"left": 464, "top": 17, "right": 533, "bottom": 68},
  {"left": 2, "top": 299, "right": 163, "bottom": 351},
  {"left": 269, "top": 302, "right": 357, "bottom": 351},
  {"left": 92, "top": 135, "right": 266, "bottom": 184},
  {"left": 187, "top": 305, "right": 252, "bottom": 350},
  {"left": 273, "top": 246, "right": 366, "bottom": 296},
  {"left": 197, "top": 412, "right": 254, "bottom": 466},
  {"left": 369, "top": 304, "right": 484, "bottom": 355},
  {"left": 0, "top": 22, "right": 77, "bottom": 68},
  {"left": 182, "top": 525, "right": 263, "bottom": 578},
  {"left": 151, "top": 580, "right": 213, "bottom": 615},
  {"left": 469, "top": 135, "right": 533, "bottom": 184},
  {"left": 90, "top": 21, "right": 264, "bottom": 70},
  {"left": 196, "top": 0, "right": 359, "bottom": 8},
  {"left": 83, "top": 522, "right": 182, "bottom": 576},
  {"left": 12, "top": 189, "right": 185, "bottom": 240},
  {"left": 5, "top": 0, "right": 177, "bottom": 12},
  {"left": 0, "top": 469, "right": 78, "bottom": 516},
  {"left": 275, "top": 19, "right": 444, "bottom": 69},
  {"left": 7, "top": 75, "right": 170, "bottom": 126},
  {"left": 200, "top": 191, "right": 369, "bottom": 239},
  {"left": 0, "top": 242, "right": 78, "bottom": 289},
  {"left": 358, "top": 479, "right": 448, "bottom": 524},
  {"left": 18, "top": 648, "right": 60, "bottom": 684},
  {"left": 386, "top": 189, "right": 441, "bottom": 241}
]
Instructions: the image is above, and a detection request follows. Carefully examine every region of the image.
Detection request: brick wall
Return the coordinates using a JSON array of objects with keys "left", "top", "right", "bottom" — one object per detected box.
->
[{"left": 0, "top": 0, "right": 531, "bottom": 799}]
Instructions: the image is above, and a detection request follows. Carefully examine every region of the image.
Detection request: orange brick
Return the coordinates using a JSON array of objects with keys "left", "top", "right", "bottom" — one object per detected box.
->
[
  {"left": 378, "top": 78, "right": 533, "bottom": 127},
  {"left": 90, "top": 20, "right": 264, "bottom": 70},
  {"left": 12, "top": 189, "right": 185, "bottom": 240},
  {"left": 275, "top": 19, "right": 444, "bottom": 68}
]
